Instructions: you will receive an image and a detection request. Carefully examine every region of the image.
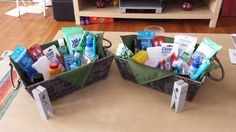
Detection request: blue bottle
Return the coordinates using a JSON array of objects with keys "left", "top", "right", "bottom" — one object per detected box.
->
[
  {"left": 10, "top": 45, "right": 37, "bottom": 81},
  {"left": 165, "top": 55, "right": 171, "bottom": 71},
  {"left": 73, "top": 52, "right": 81, "bottom": 67},
  {"left": 191, "top": 59, "right": 210, "bottom": 80},
  {"left": 92, "top": 36, "right": 97, "bottom": 59},
  {"left": 85, "top": 34, "right": 93, "bottom": 58},
  {"left": 189, "top": 55, "right": 202, "bottom": 76}
]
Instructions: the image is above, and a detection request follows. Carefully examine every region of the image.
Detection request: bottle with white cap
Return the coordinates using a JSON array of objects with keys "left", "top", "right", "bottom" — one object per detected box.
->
[{"left": 58, "top": 39, "right": 68, "bottom": 57}]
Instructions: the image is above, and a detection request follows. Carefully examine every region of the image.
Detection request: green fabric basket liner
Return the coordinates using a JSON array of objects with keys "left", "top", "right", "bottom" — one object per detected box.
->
[
  {"left": 10, "top": 32, "right": 106, "bottom": 87},
  {"left": 120, "top": 35, "right": 220, "bottom": 85},
  {"left": 128, "top": 58, "right": 174, "bottom": 85},
  {"left": 55, "top": 62, "right": 94, "bottom": 87}
]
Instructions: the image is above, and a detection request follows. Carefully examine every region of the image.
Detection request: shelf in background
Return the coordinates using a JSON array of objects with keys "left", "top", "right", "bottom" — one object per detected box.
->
[
  {"left": 78, "top": 1, "right": 213, "bottom": 19},
  {"left": 73, "top": 0, "right": 222, "bottom": 27}
]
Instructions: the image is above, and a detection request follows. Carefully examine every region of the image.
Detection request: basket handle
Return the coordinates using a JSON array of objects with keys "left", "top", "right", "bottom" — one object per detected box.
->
[
  {"left": 9, "top": 63, "right": 21, "bottom": 90},
  {"left": 103, "top": 38, "right": 112, "bottom": 49},
  {"left": 207, "top": 56, "right": 225, "bottom": 81}
]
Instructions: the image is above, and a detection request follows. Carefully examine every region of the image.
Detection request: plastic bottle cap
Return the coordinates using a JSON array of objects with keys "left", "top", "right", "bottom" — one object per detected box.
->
[
  {"left": 49, "top": 62, "right": 59, "bottom": 69},
  {"left": 179, "top": 56, "right": 185, "bottom": 60},
  {"left": 166, "top": 56, "right": 171, "bottom": 62},
  {"left": 192, "top": 55, "right": 201, "bottom": 68},
  {"left": 74, "top": 52, "right": 80, "bottom": 58},
  {"left": 58, "top": 39, "right": 65, "bottom": 47}
]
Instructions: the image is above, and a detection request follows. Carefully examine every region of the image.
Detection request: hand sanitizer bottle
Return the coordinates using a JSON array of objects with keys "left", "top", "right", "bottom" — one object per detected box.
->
[{"left": 58, "top": 39, "right": 68, "bottom": 57}]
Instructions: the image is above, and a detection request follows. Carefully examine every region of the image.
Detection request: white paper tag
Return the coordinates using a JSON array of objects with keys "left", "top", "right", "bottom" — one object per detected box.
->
[
  {"left": 58, "top": 38, "right": 65, "bottom": 47},
  {"left": 174, "top": 34, "right": 197, "bottom": 54},
  {"left": 231, "top": 34, "right": 236, "bottom": 48},
  {"left": 229, "top": 49, "right": 236, "bottom": 64}
]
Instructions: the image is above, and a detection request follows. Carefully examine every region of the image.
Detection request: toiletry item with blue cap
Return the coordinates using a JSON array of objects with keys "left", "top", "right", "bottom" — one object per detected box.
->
[
  {"left": 64, "top": 55, "right": 74, "bottom": 71},
  {"left": 172, "top": 56, "right": 189, "bottom": 75},
  {"left": 64, "top": 53, "right": 81, "bottom": 71},
  {"left": 73, "top": 52, "right": 81, "bottom": 67},
  {"left": 85, "top": 34, "right": 94, "bottom": 58},
  {"left": 191, "top": 59, "right": 210, "bottom": 80},
  {"left": 165, "top": 55, "right": 172, "bottom": 71},
  {"left": 10, "top": 45, "right": 37, "bottom": 81},
  {"left": 189, "top": 54, "right": 202, "bottom": 76}
]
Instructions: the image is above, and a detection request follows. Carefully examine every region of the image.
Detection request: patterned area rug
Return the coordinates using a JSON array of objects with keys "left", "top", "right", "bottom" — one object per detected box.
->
[{"left": 0, "top": 50, "right": 20, "bottom": 119}]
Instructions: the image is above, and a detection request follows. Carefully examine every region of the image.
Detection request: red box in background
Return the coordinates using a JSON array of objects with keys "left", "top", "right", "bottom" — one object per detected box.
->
[{"left": 89, "top": 17, "right": 114, "bottom": 24}]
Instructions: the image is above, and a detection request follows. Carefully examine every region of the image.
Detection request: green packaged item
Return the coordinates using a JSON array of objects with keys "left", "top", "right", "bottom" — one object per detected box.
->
[
  {"left": 193, "top": 37, "right": 222, "bottom": 63},
  {"left": 77, "top": 31, "right": 89, "bottom": 53},
  {"left": 76, "top": 31, "right": 97, "bottom": 54},
  {"left": 116, "top": 43, "right": 133, "bottom": 59},
  {"left": 62, "top": 27, "right": 84, "bottom": 55}
]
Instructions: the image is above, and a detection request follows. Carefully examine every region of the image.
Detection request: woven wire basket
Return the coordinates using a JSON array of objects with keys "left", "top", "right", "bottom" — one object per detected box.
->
[
  {"left": 115, "top": 34, "right": 224, "bottom": 101},
  {"left": 115, "top": 57, "right": 208, "bottom": 102},
  {"left": 10, "top": 39, "right": 113, "bottom": 101},
  {"left": 25, "top": 49, "right": 113, "bottom": 101}
]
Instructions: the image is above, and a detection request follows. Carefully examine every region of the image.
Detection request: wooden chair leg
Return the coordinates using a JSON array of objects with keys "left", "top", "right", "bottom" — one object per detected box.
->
[
  {"left": 43, "top": 0, "right": 46, "bottom": 17},
  {"left": 16, "top": 0, "right": 20, "bottom": 16},
  {"left": 22, "top": 0, "right": 26, "bottom": 6}
]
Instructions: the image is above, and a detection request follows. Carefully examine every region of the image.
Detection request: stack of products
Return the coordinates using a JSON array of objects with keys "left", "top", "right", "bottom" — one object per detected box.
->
[
  {"left": 116, "top": 31, "right": 223, "bottom": 81},
  {"left": 10, "top": 27, "right": 99, "bottom": 84}
]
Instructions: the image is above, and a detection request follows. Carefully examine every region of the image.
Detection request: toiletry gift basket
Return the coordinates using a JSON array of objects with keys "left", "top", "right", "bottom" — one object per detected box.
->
[
  {"left": 9, "top": 33, "right": 113, "bottom": 101},
  {"left": 114, "top": 35, "right": 224, "bottom": 101}
]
